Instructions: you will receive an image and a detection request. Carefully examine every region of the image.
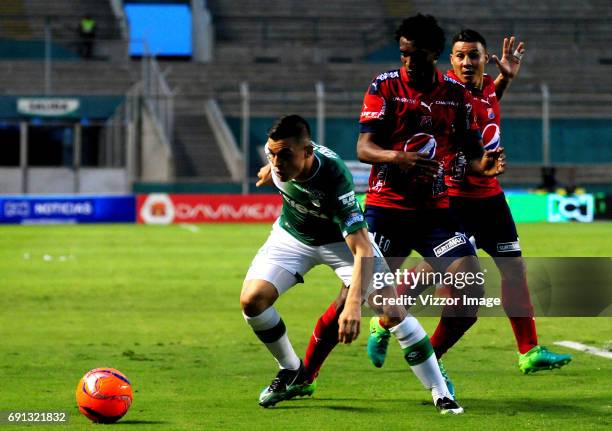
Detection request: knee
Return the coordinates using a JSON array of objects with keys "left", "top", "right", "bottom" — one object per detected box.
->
[
  {"left": 240, "top": 283, "right": 275, "bottom": 316},
  {"left": 380, "top": 314, "right": 403, "bottom": 328},
  {"left": 499, "top": 257, "right": 527, "bottom": 282}
]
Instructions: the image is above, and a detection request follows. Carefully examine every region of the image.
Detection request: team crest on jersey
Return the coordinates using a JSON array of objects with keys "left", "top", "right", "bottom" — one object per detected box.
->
[
  {"left": 482, "top": 123, "right": 500, "bottom": 150},
  {"left": 419, "top": 116, "right": 433, "bottom": 130},
  {"left": 404, "top": 133, "right": 437, "bottom": 159},
  {"left": 308, "top": 189, "right": 325, "bottom": 207},
  {"left": 487, "top": 107, "right": 495, "bottom": 120}
]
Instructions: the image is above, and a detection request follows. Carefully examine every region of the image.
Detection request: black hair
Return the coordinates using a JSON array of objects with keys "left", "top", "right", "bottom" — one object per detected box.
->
[
  {"left": 268, "top": 115, "right": 311, "bottom": 143},
  {"left": 452, "top": 28, "right": 487, "bottom": 50},
  {"left": 395, "top": 14, "right": 445, "bottom": 58}
]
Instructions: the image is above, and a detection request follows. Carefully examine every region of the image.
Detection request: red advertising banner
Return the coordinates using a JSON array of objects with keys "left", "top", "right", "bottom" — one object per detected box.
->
[{"left": 137, "top": 194, "right": 282, "bottom": 224}]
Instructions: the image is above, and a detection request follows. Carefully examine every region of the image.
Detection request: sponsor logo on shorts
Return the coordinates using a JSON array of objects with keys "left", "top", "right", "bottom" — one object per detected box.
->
[
  {"left": 497, "top": 241, "right": 521, "bottom": 253},
  {"left": 433, "top": 235, "right": 467, "bottom": 257},
  {"left": 344, "top": 211, "right": 364, "bottom": 227}
]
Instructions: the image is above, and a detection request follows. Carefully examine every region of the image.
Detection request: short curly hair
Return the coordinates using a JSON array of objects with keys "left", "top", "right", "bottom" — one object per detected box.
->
[{"left": 395, "top": 14, "right": 445, "bottom": 59}]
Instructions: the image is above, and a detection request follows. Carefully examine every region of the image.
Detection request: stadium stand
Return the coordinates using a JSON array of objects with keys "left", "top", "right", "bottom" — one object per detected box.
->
[{"left": 0, "top": 0, "right": 610, "bottom": 190}]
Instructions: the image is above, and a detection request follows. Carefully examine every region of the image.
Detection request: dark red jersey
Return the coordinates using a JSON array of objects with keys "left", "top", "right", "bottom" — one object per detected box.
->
[
  {"left": 359, "top": 67, "right": 480, "bottom": 210},
  {"left": 445, "top": 71, "right": 503, "bottom": 198}
]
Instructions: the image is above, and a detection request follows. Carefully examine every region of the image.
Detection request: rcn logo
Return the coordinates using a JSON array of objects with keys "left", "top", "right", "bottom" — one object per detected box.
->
[
  {"left": 482, "top": 123, "right": 500, "bottom": 151},
  {"left": 403, "top": 133, "right": 437, "bottom": 159}
]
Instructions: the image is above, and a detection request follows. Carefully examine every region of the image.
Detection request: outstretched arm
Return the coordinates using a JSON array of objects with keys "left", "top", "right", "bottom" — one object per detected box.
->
[{"left": 492, "top": 36, "right": 525, "bottom": 100}]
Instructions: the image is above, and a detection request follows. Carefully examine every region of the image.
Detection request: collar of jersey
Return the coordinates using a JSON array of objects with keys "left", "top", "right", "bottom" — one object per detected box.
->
[{"left": 292, "top": 152, "right": 321, "bottom": 183}]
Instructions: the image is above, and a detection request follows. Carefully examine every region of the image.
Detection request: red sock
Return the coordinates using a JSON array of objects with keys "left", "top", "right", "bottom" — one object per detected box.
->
[
  {"left": 501, "top": 279, "right": 538, "bottom": 353},
  {"left": 430, "top": 316, "right": 477, "bottom": 358},
  {"left": 303, "top": 301, "right": 342, "bottom": 382},
  {"left": 509, "top": 317, "right": 538, "bottom": 353}
]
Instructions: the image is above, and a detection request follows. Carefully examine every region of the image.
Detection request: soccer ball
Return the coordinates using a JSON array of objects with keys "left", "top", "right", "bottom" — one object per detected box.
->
[{"left": 76, "top": 368, "right": 133, "bottom": 423}]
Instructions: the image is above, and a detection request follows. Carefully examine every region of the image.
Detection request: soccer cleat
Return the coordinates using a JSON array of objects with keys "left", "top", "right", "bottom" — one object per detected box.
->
[
  {"left": 435, "top": 397, "right": 464, "bottom": 415},
  {"left": 258, "top": 362, "right": 313, "bottom": 407},
  {"left": 437, "top": 360, "right": 456, "bottom": 399},
  {"left": 367, "top": 317, "right": 391, "bottom": 368},
  {"left": 287, "top": 379, "right": 317, "bottom": 399},
  {"left": 518, "top": 345, "right": 573, "bottom": 374}
]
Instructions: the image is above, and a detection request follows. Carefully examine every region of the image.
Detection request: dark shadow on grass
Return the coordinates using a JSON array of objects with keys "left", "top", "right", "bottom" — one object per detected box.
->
[
  {"left": 272, "top": 404, "right": 377, "bottom": 412},
  {"left": 457, "top": 397, "right": 606, "bottom": 416}
]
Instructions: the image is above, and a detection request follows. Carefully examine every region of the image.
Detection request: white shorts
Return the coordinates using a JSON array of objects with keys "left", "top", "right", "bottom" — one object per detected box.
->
[{"left": 245, "top": 220, "right": 390, "bottom": 296}]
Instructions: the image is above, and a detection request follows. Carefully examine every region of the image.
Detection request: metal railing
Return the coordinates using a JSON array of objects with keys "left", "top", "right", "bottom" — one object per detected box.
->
[{"left": 140, "top": 46, "right": 175, "bottom": 147}]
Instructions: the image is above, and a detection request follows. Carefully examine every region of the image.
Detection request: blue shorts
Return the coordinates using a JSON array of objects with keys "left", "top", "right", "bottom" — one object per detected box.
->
[
  {"left": 364, "top": 205, "right": 476, "bottom": 272},
  {"left": 450, "top": 192, "right": 522, "bottom": 257}
]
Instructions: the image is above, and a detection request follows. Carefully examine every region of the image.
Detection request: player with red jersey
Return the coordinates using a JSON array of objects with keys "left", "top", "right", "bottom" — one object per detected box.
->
[
  {"left": 292, "top": 14, "right": 506, "bottom": 399},
  {"left": 367, "top": 29, "right": 572, "bottom": 377}
]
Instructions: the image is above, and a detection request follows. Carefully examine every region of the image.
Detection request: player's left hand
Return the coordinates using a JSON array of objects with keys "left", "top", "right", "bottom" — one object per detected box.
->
[
  {"left": 338, "top": 302, "right": 361, "bottom": 344},
  {"left": 492, "top": 36, "right": 525, "bottom": 81},
  {"left": 479, "top": 147, "right": 506, "bottom": 176}
]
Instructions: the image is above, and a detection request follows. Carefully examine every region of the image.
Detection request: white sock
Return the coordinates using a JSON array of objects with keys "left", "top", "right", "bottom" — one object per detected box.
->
[
  {"left": 389, "top": 315, "right": 451, "bottom": 401},
  {"left": 244, "top": 307, "right": 300, "bottom": 370}
]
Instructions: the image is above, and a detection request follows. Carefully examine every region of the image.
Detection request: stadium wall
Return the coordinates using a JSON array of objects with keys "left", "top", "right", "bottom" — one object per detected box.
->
[{"left": 226, "top": 117, "right": 612, "bottom": 166}]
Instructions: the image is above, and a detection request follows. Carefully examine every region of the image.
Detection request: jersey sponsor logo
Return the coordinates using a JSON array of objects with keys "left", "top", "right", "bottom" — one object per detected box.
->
[
  {"left": 434, "top": 100, "right": 459, "bottom": 107},
  {"left": 371, "top": 164, "right": 389, "bottom": 192},
  {"left": 420, "top": 101, "right": 433, "bottom": 112},
  {"left": 433, "top": 234, "right": 467, "bottom": 257},
  {"left": 403, "top": 133, "right": 437, "bottom": 159},
  {"left": 337, "top": 191, "right": 356, "bottom": 206},
  {"left": 361, "top": 98, "right": 386, "bottom": 120},
  {"left": 392, "top": 96, "right": 417, "bottom": 104},
  {"left": 344, "top": 211, "right": 364, "bottom": 227},
  {"left": 497, "top": 241, "right": 521, "bottom": 253},
  {"left": 482, "top": 123, "right": 500, "bottom": 150},
  {"left": 282, "top": 194, "right": 329, "bottom": 219}
]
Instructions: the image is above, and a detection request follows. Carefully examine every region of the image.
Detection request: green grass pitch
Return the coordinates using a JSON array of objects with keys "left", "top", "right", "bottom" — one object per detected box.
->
[{"left": 0, "top": 222, "right": 610, "bottom": 430}]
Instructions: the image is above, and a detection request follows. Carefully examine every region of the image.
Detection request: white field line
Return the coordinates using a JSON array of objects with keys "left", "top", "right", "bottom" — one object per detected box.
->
[
  {"left": 554, "top": 341, "right": 612, "bottom": 359},
  {"left": 179, "top": 224, "right": 200, "bottom": 233}
]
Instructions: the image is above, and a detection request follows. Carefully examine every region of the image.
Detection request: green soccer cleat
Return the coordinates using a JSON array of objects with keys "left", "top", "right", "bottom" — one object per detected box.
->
[
  {"left": 518, "top": 345, "right": 573, "bottom": 374},
  {"left": 437, "top": 359, "right": 456, "bottom": 399},
  {"left": 367, "top": 316, "right": 391, "bottom": 368},
  {"left": 258, "top": 362, "right": 315, "bottom": 407},
  {"left": 287, "top": 379, "right": 317, "bottom": 399}
]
